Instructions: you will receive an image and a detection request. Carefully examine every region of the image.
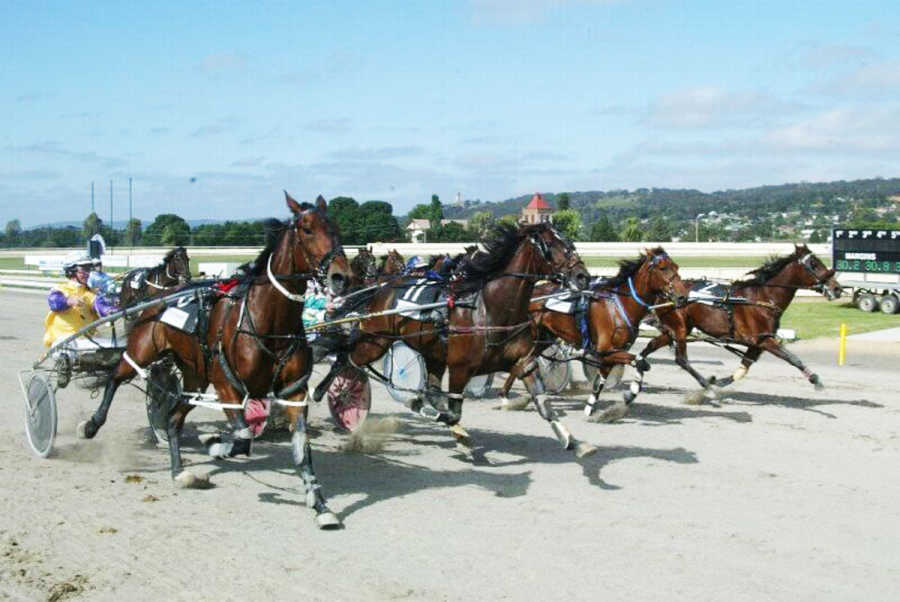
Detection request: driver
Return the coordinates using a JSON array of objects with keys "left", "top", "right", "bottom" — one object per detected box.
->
[{"left": 43, "top": 256, "right": 99, "bottom": 347}]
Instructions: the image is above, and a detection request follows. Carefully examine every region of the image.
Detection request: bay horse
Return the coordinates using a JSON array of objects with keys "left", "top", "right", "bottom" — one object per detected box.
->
[
  {"left": 378, "top": 249, "right": 405, "bottom": 276},
  {"left": 635, "top": 244, "right": 841, "bottom": 401},
  {"left": 498, "top": 248, "right": 689, "bottom": 422},
  {"left": 76, "top": 193, "right": 352, "bottom": 529},
  {"left": 118, "top": 246, "right": 192, "bottom": 307},
  {"left": 348, "top": 223, "right": 595, "bottom": 455},
  {"left": 350, "top": 246, "right": 378, "bottom": 287}
]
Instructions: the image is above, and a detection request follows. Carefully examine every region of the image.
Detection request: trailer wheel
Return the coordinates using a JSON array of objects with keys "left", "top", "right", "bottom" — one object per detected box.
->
[
  {"left": 880, "top": 294, "right": 899, "bottom": 315},
  {"left": 857, "top": 293, "right": 878, "bottom": 312}
]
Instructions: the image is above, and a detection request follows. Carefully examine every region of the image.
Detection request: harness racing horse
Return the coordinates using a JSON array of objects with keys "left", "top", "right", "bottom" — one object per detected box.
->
[
  {"left": 118, "top": 246, "right": 192, "bottom": 307},
  {"left": 378, "top": 249, "right": 406, "bottom": 276},
  {"left": 498, "top": 248, "right": 689, "bottom": 422},
  {"left": 76, "top": 193, "right": 352, "bottom": 529},
  {"left": 349, "top": 223, "right": 595, "bottom": 455},
  {"left": 350, "top": 246, "right": 378, "bottom": 287},
  {"left": 635, "top": 244, "right": 841, "bottom": 402}
]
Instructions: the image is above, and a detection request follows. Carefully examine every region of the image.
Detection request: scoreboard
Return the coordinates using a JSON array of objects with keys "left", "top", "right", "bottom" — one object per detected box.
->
[{"left": 832, "top": 228, "right": 900, "bottom": 274}]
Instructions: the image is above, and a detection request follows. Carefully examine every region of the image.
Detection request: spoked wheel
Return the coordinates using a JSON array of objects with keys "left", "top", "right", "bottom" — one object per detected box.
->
[
  {"left": 582, "top": 360, "right": 601, "bottom": 387},
  {"left": 538, "top": 345, "right": 571, "bottom": 395},
  {"left": 465, "top": 373, "right": 494, "bottom": 398},
  {"left": 382, "top": 342, "right": 426, "bottom": 403},
  {"left": 145, "top": 361, "right": 182, "bottom": 443},
  {"left": 327, "top": 366, "right": 371, "bottom": 432},
  {"left": 19, "top": 371, "right": 57, "bottom": 458}
]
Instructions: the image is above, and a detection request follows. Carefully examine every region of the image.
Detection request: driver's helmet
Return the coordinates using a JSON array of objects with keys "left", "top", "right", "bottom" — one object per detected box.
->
[
  {"left": 405, "top": 256, "right": 427, "bottom": 272},
  {"left": 63, "top": 255, "right": 94, "bottom": 278}
]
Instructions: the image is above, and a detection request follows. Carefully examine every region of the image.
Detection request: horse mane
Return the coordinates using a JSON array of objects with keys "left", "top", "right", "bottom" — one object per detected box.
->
[
  {"left": 162, "top": 246, "right": 184, "bottom": 263},
  {"left": 454, "top": 223, "right": 549, "bottom": 290},
  {"left": 243, "top": 218, "right": 288, "bottom": 277},
  {"left": 734, "top": 246, "right": 804, "bottom": 287},
  {"left": 602, "top": 246, "right": 667, "bottom": 288}
]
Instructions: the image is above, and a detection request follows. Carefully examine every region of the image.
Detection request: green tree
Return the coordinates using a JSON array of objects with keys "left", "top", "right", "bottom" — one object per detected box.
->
[
  {"left": 589, "top": 215, "right": 618, "bottom": 241},
  {"left": 429, "top": 194, "right": 443, "bottom": 230},
  {"left": 407, "top": 204, "right": 432, "bottom": 220},
  {"left": 144, "top": 214, "right": 190, "bottom": 246},
  {"left": 357, "top": 201, "right": 402, "bottom": 242},
  {"left": 161, "top": 222, "right": 190, "bottom": 246},
  {"left": 808, "top": 229, "right": 824, "bottom": 243},
  {"left": 552, "top": 209, "right": 582, "bottom": 241},
  {"left": 328, "top": 196, "right": 361, "bottom": 244},
  {"left": 429, "top": 221, "right": 470, "bottom": 242},
  {"left": 83, "top": 212, "right": 103, "bottom": 239},
  {"left": 5, "top": 219, "right": 22, "bottom": 247},
  {"left": 556, "top": 193, "right": 570, "bottom": 211},
  {"left": 468, "top": 211, "right": 495, "bottom": 238},
  {"left": 646, "top": 216, "right": 671, "bottom": 242},
  {"left": 497, "top": 214, "right": 520, "bottom": 228},
  {"left": 123, "top": 218, "right": 142, "bottom": 246},
  {"left": 620, "top": 217, "right": 643, "bottom": 242}
]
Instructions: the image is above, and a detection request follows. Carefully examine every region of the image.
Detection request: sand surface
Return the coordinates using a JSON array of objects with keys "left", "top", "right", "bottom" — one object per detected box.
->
[{"left": 1, "top": 289, "right": 899, "bottom": 601}]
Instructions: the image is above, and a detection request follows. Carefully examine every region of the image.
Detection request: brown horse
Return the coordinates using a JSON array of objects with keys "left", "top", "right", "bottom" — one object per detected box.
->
[
  {"left": 348, "top": 223, "right": 594, "bottom": 455},
  {"left": 350, "top": 246, "right": 378, "bottom": 287},
  {"left": 76, "top": 193, "right": 351, "bottom": 529},
  {"left": 118, "top": 246, "right": 191, "bottom": 307},
  {"left": 378, "top": 249, "right": 405, "bottom": 276},
  {"left": 635, "top": 244, "right": 841, "bottom": 401},
  {"left": 498, "top": 248, "right": 689, "bottom": 422}
]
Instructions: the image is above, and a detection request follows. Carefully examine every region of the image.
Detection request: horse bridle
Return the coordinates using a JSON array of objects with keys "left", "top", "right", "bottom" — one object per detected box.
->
[
  {"left": 642, "top": 252, "right": 685, "bottom": 307},
  {"left": 269, "top": 209, "right": 345, "bottom": 301},
  {"left": 798, "top": 252, "right": 835, "bottom": 293},
  {"left": 529, "top": 228, "right": 581, "bottom": 288}
]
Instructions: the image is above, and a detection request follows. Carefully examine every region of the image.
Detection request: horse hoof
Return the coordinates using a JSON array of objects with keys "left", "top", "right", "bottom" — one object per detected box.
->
[
  {"left": 198, "top": 433, "right": 221, "bottom": 446},
  {"left": 315, "top": 511, "right": 342, "bottom": 530},
  {"left": 811, "top": 375, "right": 824, "bottom": 390},
  {"left": 707, "top": 385, "right": 722, "bottom": 401},
  {"left": 684, "top": 390, "right": 705, "bottom": 405},
  {"left": 76, "top": 420, "right": 94, "bottom": 439},
  {"left": 174, "top": 471, "right": 209, "bottom": 489},
  {"left": 449, "top": 424, "right": 472, "bottom": 447},
  {"left": 495, "top": 397, "right": 530, "bottom": 411},
  {"left": 583, "top": 402, "right": 595, "bottom": 417},
  {"left": 574, "top": 441, "right": 598, "bottom": 458},
  {"left": 595, "top": 404, "right": 627, "bottom": 423}
]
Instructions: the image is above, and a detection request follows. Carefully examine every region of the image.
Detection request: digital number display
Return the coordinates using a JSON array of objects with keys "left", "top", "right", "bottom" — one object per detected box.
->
[{"left": 832, "top": 228, "right": 900, "bottom": 274}]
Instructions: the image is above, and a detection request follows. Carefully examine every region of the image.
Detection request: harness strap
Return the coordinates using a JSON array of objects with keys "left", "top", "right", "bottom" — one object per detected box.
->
[{"left": 627, "top": 276, "right": 652, "bottom": 308}]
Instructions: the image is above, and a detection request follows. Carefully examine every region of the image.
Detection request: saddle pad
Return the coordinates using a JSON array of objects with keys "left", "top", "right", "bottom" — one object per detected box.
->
[
  {"left": 390, "top": 279, "right": 446, "bottom": 321},
  {"left": 688, "top": 280, "right": 748, "bottom": 306},
  {"left": 545, "top": 294, "right": 578, "bottom": 314},
  {"left": 159, "top": 296, "right": 200, "bottom": 333}
]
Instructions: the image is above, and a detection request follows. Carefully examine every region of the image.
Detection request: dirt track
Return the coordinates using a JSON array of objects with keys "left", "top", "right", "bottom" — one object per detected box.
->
[{"left": 2, "top": 289, "right": 899, "bottom": 601}]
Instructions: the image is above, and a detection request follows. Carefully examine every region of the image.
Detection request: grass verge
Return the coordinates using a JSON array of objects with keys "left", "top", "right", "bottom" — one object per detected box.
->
[{"left": 781, "top": 297, "right": 897, "bottom": 340}]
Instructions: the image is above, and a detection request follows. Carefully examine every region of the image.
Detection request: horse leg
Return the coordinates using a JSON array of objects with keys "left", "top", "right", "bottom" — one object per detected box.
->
[
  {"left": 715, "top": 346, "right": 763, "bottom": 387},
  {"left": 77, "top": 347, "right": 144, "bottom": 438},
  {"left": 496, "top": 356, "right": 534, "bottom": 411},
  {"left": 204, "top": 405, "right": 253, "bottom": 459},
  {"left": 521, "top": 370, "right": 596, "bottom": 458},
  {"left": 758, "top": 337, "right": 824, "bottom": 390},
  {"left": 583, "top": 363, "right": 613, "bottom": 418},
  {"left": 422, "top": 355, "right": 447, "bottom": 412},
  {"left": 284, "top": 401, "right": 341, "bottom": 529}
]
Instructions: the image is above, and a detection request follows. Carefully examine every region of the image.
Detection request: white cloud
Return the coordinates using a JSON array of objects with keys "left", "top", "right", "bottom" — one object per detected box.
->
[{"left": 645, "top": 86, "right": 803, "bottom": 129}]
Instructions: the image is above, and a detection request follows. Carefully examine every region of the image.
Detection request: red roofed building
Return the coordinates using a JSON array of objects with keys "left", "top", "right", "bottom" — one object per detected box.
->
[{"left": 521, "top": 193, "right": 553, "bottom": 224}]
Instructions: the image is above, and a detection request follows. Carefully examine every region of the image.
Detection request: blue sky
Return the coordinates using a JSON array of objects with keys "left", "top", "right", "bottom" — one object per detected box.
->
[{"left": 3, "top": 0, "right": 900, "bottom": 227}]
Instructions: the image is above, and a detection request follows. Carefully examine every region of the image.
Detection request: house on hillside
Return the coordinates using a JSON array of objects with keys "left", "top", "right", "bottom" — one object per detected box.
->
[
  {"left": 406, "top": 218, "right": 469, "bottom": 242},
  {"left": 521, "top": 193, "right": 553, "bottom": 224}
]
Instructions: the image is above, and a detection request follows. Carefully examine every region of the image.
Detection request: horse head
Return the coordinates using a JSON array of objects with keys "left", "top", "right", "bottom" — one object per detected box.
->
[
  {"left": 793, "top": 244, "right": 842, "bottom": 300},
  {"left": 525, "top": 224, "right": 591, "bottom": 290},
  {"left": 285, "top": 192, "right": 351, "bottom": 296},
  {"left": 351, "top": 247, "right": 378, "bottom": 284},
  {"left": 165, "top": 246, "right": 191, "bottom": 284},
  {"left": 635, "top": 247, "right": 689, "bottom": 307},
  {"left": 381, "top": 249, "right": 405, "bottom": 275}
]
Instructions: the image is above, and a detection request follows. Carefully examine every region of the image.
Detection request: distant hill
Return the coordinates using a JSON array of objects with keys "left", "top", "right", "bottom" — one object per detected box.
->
[{"left": 441, "top": 177, "right": 900, "bottom": 225}]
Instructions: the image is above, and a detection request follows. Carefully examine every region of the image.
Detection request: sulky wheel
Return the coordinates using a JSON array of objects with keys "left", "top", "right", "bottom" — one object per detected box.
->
[
  {"left": 327, "top": 366, "right": 371, "bottom": 432},
  {"left": 21, "top": 372, "right": 57, "bottom": 458},
  {"left": 382, "top": 342, "right": 426, "bottom": 404},
  {"left": 538, "top": 345, "right": 571, "bottom": 395}
]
